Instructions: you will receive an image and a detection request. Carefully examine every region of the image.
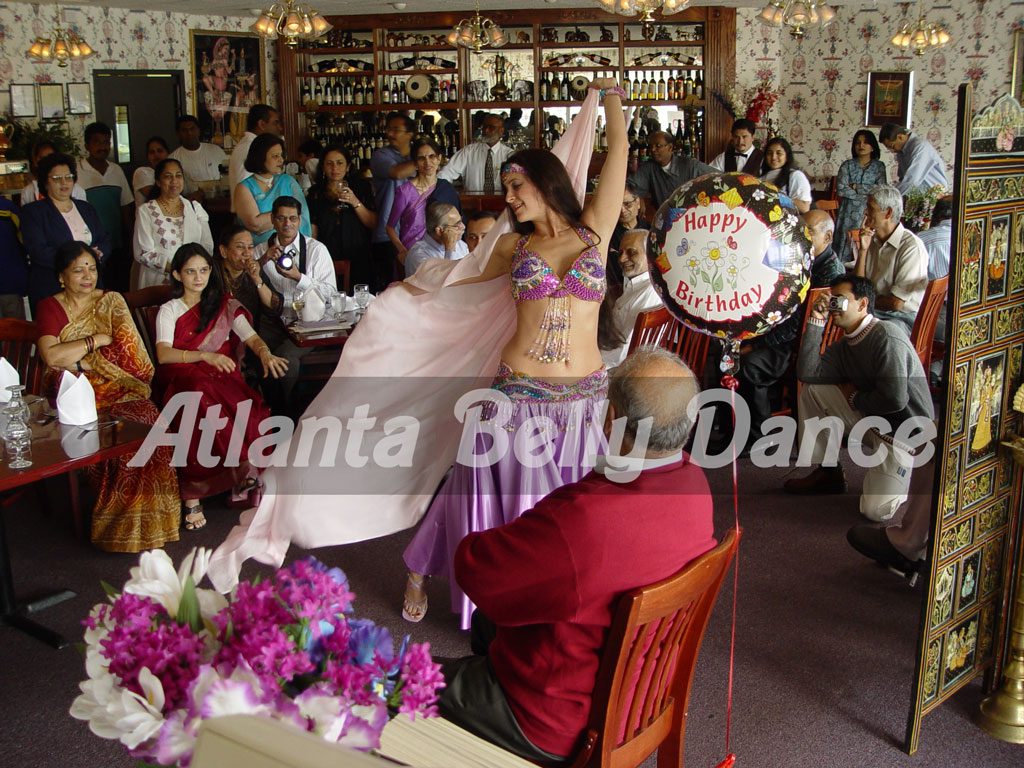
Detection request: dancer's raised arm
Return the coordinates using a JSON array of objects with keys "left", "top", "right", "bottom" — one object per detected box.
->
[{"left": 582, "top": 77, "right": 628, "bottom": 249}]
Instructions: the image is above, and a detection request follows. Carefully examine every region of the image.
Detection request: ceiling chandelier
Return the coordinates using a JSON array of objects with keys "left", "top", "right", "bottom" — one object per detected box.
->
[
  {"left": 759, "top": 0, "right": 836, "bottom": 38},
  {"left": 26, "top": 8, "right": 95, "bottom": 68},
  {"left": 891, "top": 1, "right": 951, "bottom": 56},
  {"left": 250, "top": 1, "right": 333, "bottom": 47},
  {"left": 593, "top": 0, "right": 690, "bottom": 24},
  {"left": 447, "top": 1, "right": 508, "bottom": 53}
]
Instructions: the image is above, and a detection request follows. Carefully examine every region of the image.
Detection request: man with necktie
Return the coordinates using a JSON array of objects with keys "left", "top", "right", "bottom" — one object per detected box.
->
[
  {"left": 438, "top": 113, "right": 513, "bottom": 193},
  {"left": 710, "top": 118, "right": 764, "bottom": 175}
]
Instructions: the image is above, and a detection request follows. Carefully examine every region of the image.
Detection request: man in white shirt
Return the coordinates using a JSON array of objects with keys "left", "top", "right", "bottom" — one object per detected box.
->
[
  {"left": 77, "top": 121, "right": 134, "bottom": 290},
  {"left": 170, "top": 114, "right": 227, "bottom": 188},
  {"left": 438, "top": 113, "right": 512, "bottom": 193},
  {"left": 628, "top": 133, "right": 714, "bottom": 209},
  {"left": 601, "top": 229, "right": 661, "bottom": 368},
  {"left": 855, "top": 183, "right": 929, "bottom": 336},
  {"left": 879, "top": 123, "right": 949, "bottom": 196},
  {"left": 228, "top": 104, "right": 282, "bottom": 212},
  {"left": 404, "top": 202, "right": 469, "bottom": 277},
  {"left": 710, "top": 119, "right": 764, "bottom": 175},
  {"left": 254, "top": 195, "right": 335, "bottom": 406}
]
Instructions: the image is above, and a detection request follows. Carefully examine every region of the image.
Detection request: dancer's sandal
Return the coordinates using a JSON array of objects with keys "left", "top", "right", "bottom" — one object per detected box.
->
[
  {"left": 227, "top": 477, "right": 262, "bottom": 509},
  {"left": 183, "top": 503, "right": 207, "bottom": 531},
  {"left": 402, "top": 574, "right": 428, "bottom": 623}
]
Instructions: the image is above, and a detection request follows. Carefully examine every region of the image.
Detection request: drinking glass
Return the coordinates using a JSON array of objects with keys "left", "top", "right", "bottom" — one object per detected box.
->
[
  {"left": 6, "top": 384, "right": 30, "bottom": 424},
  {"left": 354, "top": 284, "right": 371, "bottom": 313},
  {"left": 334, "top": 290, "right": 348, "bottom": 320},
  {"left": 291, "top": 292, "right": 307, "bottom": 321},
  {"left": 333, "top": 180, "right": 350, "bottom": 211},
  {"left": 2, "top": 403, "right": 32, "bottom": 469}
]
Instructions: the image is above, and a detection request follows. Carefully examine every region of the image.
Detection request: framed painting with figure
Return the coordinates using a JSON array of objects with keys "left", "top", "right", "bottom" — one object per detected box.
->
[
  {"left": 189, "top": 30, "right": 265, "bottom": 146},
  {"left": 966, "top": 350, "right": 1005, "bottom": 469},
  {"left": 865, "top": 71, "right": 914, "bottom": 128}
]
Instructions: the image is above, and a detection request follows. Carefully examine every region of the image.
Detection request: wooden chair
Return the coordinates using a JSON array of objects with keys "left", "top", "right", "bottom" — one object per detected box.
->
[
  {"left": 334, "top": 259, "right": 351, "bottom": 294},
  {"left": 0, "top": 318, "right": 42, "bottom": 394},
  {"left": 815, "top": 199, "right": 838, "bottom": 222},
  {"left": 627, "top": 307, "right": 677, "bottom": 354},
  {"left": 909, "top": 276, "right": 949, "bottom": 372},
  {"left": 567, "top": 528, "right": 741, "bottom": 768},
  {"left": 123, "top": 284, "right": 173, "bottom": 365}
]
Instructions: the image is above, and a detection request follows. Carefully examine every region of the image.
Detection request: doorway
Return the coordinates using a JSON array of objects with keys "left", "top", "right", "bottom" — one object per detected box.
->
[{"left": 92, "top": 70, "right": 184, "bottom": 174}]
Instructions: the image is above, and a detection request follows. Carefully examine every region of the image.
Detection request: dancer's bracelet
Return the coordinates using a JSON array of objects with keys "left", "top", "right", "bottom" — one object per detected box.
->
[{"left": 600, "top": 86, "right": 626, "bottom": 100}]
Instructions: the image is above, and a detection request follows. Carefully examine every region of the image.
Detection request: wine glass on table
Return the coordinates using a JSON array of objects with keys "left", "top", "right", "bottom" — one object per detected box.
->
[
  {"left": 291, "top": 291, "right": 307, "bottom": 323},
  {"left": 354, "top": 284, "right": 371, "bottom": 314},
  {"left": 2, "top": 403, "right": 32, "bottom": 469}
]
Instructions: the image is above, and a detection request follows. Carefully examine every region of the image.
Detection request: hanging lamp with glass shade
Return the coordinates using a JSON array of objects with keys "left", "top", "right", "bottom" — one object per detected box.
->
[
  {"left": 26, "top": 7, "right": 95, "bottom": 68},
  {"left": 250, "top": 1, "right": 333, "bottom": 47}
]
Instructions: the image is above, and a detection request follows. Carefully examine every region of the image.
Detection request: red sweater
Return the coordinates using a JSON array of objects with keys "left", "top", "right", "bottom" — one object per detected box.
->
[{"left": 454, "top": 456, "right": 716, "bottom": 756}]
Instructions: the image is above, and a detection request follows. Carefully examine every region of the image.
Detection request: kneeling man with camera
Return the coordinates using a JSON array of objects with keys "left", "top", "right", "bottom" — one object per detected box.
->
[{"left": 785, "top": 275, "right": 935, "bottom": 522}]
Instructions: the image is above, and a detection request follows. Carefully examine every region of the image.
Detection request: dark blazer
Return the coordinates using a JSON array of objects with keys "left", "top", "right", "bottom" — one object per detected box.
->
[{"left": 20, "top": 197, "right": 110, "bottom": 311}]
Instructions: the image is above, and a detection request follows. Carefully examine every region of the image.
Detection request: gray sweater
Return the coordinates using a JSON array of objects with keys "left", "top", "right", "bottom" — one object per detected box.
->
[{"left": 797, "top": 317, "right": 934, "bottom": 429}]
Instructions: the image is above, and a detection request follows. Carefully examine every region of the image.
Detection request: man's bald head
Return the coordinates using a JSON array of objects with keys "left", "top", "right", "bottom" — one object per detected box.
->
[
  {"left": 803, "top": 209, "right": 834, "bottom": 256},
  {"left": 608, "top": 348, "right": 701, "bottom": 457}
]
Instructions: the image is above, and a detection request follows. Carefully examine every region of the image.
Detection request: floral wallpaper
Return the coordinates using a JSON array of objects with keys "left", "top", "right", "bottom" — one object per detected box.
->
[
  {"left": 735, "top": 0, "right": 1014, "bottom": 183},
  {"left": 0, "top": 3, "right": 278, "bottom": 138}
]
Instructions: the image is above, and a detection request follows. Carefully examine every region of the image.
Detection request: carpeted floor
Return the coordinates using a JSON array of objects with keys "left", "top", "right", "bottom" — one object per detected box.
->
[{"left": 1, "top": 455, "right": 1020, "bottom": 768}]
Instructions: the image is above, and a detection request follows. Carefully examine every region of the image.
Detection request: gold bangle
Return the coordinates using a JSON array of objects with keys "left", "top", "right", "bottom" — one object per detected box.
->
[{"left": 181, "top": 349, "right": 187, "bottom": 363}]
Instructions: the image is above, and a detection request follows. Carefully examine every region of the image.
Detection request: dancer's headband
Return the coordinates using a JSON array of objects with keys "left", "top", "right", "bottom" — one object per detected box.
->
[{"left": 501, "top": 162, "right": 527, "bottom": 182}]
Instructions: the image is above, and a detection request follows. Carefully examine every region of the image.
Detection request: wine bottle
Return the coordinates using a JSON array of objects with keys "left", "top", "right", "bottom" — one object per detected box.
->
[
  {"left": 382, "top": 77, "right": 391, "bottom": 104},
  {"left": 354, "top": 78, "right": 365, "bottom": 106},
  {"left": 695, "top": 71, "right": 704, "bottom": 101},
  {"left": 391, "top": 78, "right": 401, "bottom": 104},
  {"left": 560, "top": 71, "right": 570, "bottom": 101},
  {"left": 365, "top": 77, "right": 375, "bottom": 105},
  {"left": 313, "top": 78, "right": 323, "bottom": 103},
  {"left": 683, "top": 72, "right": 694, "bottom": 98},
  {"left": 448, "top": 77, "right": 457, "bottom": 101},
  {"left": 631, "top": 72, "right": 642, "bottom": 101},
  {"left": 657, "top": 71, "right": 667, "bottom": 101},
  {"left": 301, "top": 80, "right": 312, "bottom": 105},
  {"left": 593, "top": 116, "right": 602, "bottom": 153},
  {"left": 540, "top": 72, "right": 549, "bottom": 102}
]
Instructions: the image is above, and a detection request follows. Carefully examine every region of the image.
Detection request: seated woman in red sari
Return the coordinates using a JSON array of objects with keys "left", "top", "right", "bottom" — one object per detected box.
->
[
  {"left": 154, "top": 243, "right": 288, "bottom": 531},
  {"left": 36, "top": 241, "right": 181, "bottom": 552}
]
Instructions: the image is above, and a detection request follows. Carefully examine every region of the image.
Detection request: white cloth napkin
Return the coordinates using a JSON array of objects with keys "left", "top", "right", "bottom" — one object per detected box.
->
[
  {"left": 299, "top": 289, "right": 326, "bottom": 322},
  {"left": 57, "top": 370, "right": 98, "bottom": 425},
  {"left": 0, "top": 357, "right": 19, "bottom": 402},
  {"left": 59, "top": 422, "right": 99, "bottom": 458}
]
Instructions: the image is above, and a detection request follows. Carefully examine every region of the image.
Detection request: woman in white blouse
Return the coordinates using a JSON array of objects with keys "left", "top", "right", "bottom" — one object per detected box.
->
[
  {"left": 759, "top": 137, "right": 812, "bottom": 214},
  {"left": 132, "top": 158, "right": 213, "bottom": 290}
]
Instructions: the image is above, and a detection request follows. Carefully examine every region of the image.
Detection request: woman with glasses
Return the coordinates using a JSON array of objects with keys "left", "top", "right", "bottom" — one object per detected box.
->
[
  {"left": 20, "top": 152, "right": 110, "bottom": 312},
  {"left": 20, "top": 140, "right": 88, "bottom": 206},
  {"left": 385, "top": 137, "right": 461, "bottom": 266}
]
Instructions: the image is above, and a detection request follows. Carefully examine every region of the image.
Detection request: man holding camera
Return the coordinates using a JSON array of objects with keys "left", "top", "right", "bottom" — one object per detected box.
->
[
  {"left": 785, "top": 275, "right": 934, "bottom": 523},
  {"left": 254, "top": 196, "right": 336, "bottom": 408}
]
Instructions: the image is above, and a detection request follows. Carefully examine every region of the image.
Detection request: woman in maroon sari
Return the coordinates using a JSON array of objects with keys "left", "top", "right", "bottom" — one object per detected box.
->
[{"left": 154, "top": 243, "right": 288, "bottom": 530}]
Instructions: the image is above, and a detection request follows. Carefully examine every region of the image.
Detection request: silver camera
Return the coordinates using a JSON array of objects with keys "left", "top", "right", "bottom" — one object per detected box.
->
[{"left": 826, "top": 295, "right": 848, "bottom": 313}]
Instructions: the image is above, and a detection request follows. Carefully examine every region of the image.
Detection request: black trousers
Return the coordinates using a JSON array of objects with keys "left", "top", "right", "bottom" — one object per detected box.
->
[
  {"left": 736, "top": 343, "right": 794, "bottom": 437},
  {"left": 436, "top": 612, "right": 569, "bottom": 766}
]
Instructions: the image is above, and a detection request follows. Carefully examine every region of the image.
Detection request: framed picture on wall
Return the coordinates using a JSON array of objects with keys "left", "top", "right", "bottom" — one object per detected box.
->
[
  {"left": 865, "top": 71, "right": 914, "bottom": 128},
  {"left": 189, "top": 30, "right": 266, "bottom": 145},
  {"left": 10, "top": 84, "right": 36, "bottom": 117},
  {"left": 39, "top": 83, "right": 65, "bottom": 120},
  {"left": 67, "top": 82, "right": 92, "bottom": 115},
  {"left": 1013, "top": 30, "right": 1023, "bottom": 104}
]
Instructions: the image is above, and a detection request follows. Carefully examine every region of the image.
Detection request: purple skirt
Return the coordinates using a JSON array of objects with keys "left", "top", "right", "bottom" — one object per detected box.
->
[{"left": 403, "top": 362, "right": 608, "bottom": 629}]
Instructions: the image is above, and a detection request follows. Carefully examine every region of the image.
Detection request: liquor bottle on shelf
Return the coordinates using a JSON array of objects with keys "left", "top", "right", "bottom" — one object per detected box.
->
[
  {"left": 448, "top": 77, "right": 457, "bottom": 101},
  {"left": 343, "top": 78, "right": 354, "bottom": 105},
  {"left": 354, "top": 78, "right": 365, "bottom": 106},
  {"left": 683, "top": 72, "right": 694, "bottom": 99},
  {"left": 560, "top": 71, "right": 570, "bottom": 101},
  {"left": 391, "top": 78, "right": 401, "bottom": 104},
  {"left": 382, "top": 77, "right": 391, "bottom": 104},
  {"left": 313, "top": 78, "right": 323, "bottom": 103},
  {"left": 301, "top": 80, "right": 312, "bottom": 105},
  {"left": 657, "top": 71, "right": 667, "bottom": 101},
  {"left": 593, "top": 116, "right": 602, "bottom": 153},
  {"left": 695, "top": 71, "right": 704, "bottom": 101},
  {"left": 675, "top": 118, "right": 686, "bottom": 154},
  {"left": 631, "top": 72, "right": 642, "bottom": 101},
  {"left": 440, "top": 79, "right": 450, "bottom": 102},
  {"left": 539, "top": 72, "right": 549, "bottom": 102},
  {"left": 365, "top": 77, "right": 375, "bottom": 105}
]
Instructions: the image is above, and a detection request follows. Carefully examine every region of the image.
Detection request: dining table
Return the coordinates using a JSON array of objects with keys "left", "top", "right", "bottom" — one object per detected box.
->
[{"left": 0, "top": 398, "right": 152, "bottom": 649}]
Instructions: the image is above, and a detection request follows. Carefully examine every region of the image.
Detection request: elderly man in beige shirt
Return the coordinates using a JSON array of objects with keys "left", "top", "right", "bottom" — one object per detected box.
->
[{"left": 855, "top": 183, "right": 928, "bottom": 336}]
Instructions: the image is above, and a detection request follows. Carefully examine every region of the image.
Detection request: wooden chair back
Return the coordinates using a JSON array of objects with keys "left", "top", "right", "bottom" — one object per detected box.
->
[
  {"left": 0, "top": 318, "right": 42, "bottom": 394},
  {"left": 815, "top": 199, "right": 838, "bottom": 221},
  {"left": 909, "top": 276, "right": 949, "bottom": 371},
  {"left": 627, "top": 307, "right": 676, "bottom": 354},
  {"left": 568, "top": 529, "right": 741, "bottom": 768},
  {"left": 123, "top": 284, "right": 173, "bottom": 365},
  {"left": 334, "top": 260, "right": 351, "bottom": 294}
]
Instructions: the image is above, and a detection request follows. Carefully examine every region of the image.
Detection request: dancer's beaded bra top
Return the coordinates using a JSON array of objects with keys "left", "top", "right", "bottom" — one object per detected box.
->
[{"left": 503, "top": 161, "right": 606, "bottom": 364}]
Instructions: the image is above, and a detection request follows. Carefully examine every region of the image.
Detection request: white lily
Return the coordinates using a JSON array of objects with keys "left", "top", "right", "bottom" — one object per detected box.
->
[
  {"left": 123, "top": 547, "right": 225, "bottom": 621},
  {"left": 114, "top": 668, "right": 167, "bottom": 750}
]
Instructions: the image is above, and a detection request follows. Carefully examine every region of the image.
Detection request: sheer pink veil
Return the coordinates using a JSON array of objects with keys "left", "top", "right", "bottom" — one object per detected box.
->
[{"left": 208, "top": 91, "right": 605, "bottom": 592}]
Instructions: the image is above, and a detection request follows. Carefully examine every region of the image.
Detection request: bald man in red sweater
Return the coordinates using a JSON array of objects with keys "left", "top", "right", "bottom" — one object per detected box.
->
[{"left": 439, "top": 348, "right": 717, "bottom": 763}]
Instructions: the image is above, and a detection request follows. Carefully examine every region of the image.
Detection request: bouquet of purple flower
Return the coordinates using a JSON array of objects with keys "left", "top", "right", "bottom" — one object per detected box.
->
[{"left": 70, "top": 548, "right": 444, "bottom": 767}]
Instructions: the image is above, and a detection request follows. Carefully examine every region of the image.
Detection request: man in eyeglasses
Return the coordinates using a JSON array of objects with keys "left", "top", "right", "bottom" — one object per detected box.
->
[
  {"left": 609, "top": 181, "right": 649, "bottom": 271},
  {"left": 404, "top": 202, "right": 468, "bottom": 278},
  {"left": 627, "top": 130, "right": 714, "bottom": 209}
]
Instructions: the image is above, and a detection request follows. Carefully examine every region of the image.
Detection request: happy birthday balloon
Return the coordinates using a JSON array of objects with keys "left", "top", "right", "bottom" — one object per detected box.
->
[{"left": 647, "top": 172, "right": 812, "bottom": 343}]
